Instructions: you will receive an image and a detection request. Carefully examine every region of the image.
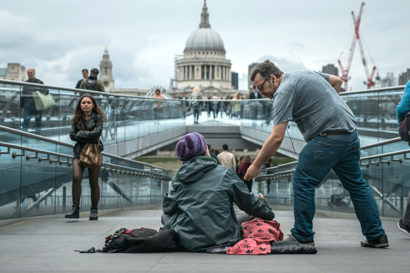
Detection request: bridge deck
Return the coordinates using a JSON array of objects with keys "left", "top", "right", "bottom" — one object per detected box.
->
[{"left": 0, "top": 209, "right": 408, "bottom": 273}]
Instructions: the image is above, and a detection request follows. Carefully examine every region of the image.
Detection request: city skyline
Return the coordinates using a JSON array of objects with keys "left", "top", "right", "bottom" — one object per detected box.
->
[{"left": 0, "top": 0, "right": 409, "bottom": 91}]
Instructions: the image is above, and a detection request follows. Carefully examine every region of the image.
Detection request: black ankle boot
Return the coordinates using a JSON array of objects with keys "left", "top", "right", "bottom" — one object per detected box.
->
[
  {"left": 65, "top": 205, "right": 80, "bottom": 218},
  {"left": 89, "top": 208, "right": 98, "bottom": 220}
]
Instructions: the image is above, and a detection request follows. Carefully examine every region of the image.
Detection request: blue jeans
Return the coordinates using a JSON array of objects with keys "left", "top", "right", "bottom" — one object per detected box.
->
[
  {"left": 291, "top": 131, "right": 385, "bottom": 242},
  {"left": 22, "top": 106, "right": 43, "bottom": 132}
]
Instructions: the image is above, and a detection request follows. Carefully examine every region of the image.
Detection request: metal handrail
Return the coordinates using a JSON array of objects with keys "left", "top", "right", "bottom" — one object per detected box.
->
[
  {"left": 0, "top": 125, "right": 167, "bottom": 172},
  {"left": 254, "top": 148, "right": 409, "bottom": 216},
  {"left": 0, "top": 79, "right": 242, "bottom": 102},
  {"left": 339, "top": 85, "right": 405, "bottom": 95},
  {"left": 360, "top": 149, "right": 410, "bottom": 161},
  {"left": 359, "top": 149, "right": 410, "bottom": 167},
  {"left": 0, "top": 79, "right": 150, "bottom": 99},
  {"left": 256, "top": 148, "right": 410, "bottom": 181},
  {"left": 263, "top": 137, "right": 405, "bottom": 174},
  {"left": 264, "top": 161, "right": 298, "bottom": 173},
  {"left": 361, "top": 137, "right": 402, "bottom": 149},
  {"left": 0, "top": 79, "right": 405, "bottom": 100},
  {"left": 255, "top": 169, "right": 295, "bottom": 181},
  {"left": 0, "top": 141, "right": 170, "bottom": 180}
]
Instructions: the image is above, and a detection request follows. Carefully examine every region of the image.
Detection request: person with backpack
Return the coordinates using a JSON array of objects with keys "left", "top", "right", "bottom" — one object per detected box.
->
[
  {"left": 396, "top": 80, "right": 410, "bottom": 236},
  {"left": 80, "top": 68, "right": 105, "bottom": 92}
]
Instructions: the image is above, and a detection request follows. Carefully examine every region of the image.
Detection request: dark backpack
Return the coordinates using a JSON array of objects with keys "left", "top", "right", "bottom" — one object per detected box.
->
[
  {"left": 84, "top": 79, "right": 98, "bottom": 90},
  {"left": 399, "top": 113, "right": 410, "bottom": 144},
  {"left": 76, "top": 227, "right": 178, "bottom": 253}
]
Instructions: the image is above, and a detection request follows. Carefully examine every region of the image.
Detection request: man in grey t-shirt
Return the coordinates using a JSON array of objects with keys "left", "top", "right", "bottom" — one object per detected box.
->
[{"left": 244, "top": 60, "right": 388, "bottom": 248}]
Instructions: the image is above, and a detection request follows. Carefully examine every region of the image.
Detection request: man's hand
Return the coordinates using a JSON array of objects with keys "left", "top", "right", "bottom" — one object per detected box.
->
[
  {"left": 244, "top": 122, "right": 288, "bottom": 181},
  {"left": 244, "top": 164, "right": 260, "bottom": 181}
]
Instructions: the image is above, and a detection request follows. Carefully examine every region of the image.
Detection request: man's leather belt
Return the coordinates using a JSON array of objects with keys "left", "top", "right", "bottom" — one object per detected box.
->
[{"left": 320, "top": 130, "right": 351, "bottom": 136}]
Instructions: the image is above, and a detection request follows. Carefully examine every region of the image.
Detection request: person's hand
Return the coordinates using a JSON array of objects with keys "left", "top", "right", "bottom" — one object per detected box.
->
[{"left": 244, "top": 164, "right": 260, "bottom": 181}]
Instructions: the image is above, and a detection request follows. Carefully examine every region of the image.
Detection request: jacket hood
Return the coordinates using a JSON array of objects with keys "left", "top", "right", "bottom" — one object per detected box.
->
[{"left": 175, "top": 156, "right": 217, "bottom": 183}]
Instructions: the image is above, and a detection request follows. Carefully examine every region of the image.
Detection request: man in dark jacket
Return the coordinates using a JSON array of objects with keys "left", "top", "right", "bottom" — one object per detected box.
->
[
  {"left": 75, "top": 68, "right": 88, "bottom": 89},
  {"left": 79, "top": 68, "right": 105, "bottom": 92},
  {"left": 21, "top": 68, "right": 48, "bottom": 133},
  {"left": 162, "top": 132, "right": 275, "bottom": 252}
]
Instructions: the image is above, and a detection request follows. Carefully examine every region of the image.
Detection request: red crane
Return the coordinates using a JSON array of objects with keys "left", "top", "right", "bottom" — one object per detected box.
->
[{"left": 338, "top": 2, "right": 377, "bottom": 91}]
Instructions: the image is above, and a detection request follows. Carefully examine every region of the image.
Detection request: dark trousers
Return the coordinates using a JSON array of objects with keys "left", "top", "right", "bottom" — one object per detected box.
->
[
  {"left": 291, "top": 131, "right": 385, "bottom": 242},
  {"left": 194, "top": 110, "right": 200, "bottom": 123},
  {"left": 22, "top": 106, "right": 43, "bottom": 132}
]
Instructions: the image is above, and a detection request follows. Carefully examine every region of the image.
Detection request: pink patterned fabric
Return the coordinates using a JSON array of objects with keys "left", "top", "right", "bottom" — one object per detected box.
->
[{"left": 227, "top": 218, "right": 284, "bottom": 255}]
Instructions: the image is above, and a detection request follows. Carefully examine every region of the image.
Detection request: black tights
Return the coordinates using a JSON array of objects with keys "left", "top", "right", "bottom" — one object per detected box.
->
[{"left": 72, "top": 159, "right": 101, "bottom": 209}]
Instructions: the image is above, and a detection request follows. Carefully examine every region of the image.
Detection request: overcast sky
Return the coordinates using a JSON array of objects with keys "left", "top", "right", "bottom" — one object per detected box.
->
[{"left": 1, "top": 0, "right": 409, "bottom": 91}]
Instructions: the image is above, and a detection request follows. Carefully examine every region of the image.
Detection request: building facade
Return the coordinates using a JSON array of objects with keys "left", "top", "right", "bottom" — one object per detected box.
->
[
  {"left": 248, "top": 62, "right": 258, "bottom": 89},
  {"left": 399, "top": 69, "right": 410, "bottom": 85},
  {"left": 99, "top": 1, "right": 249, "bottom": 98},
  {"left": 231, "top": 71, "right": 238, "bottom": 90},
  {"left": 174, "top": 0, "right": 233, "bottom": 97},
  {"left": 321, "top": 64, "right": 339, "bottom": 76},
  {"left": 375, "top": 72, "right": 397, "bottom": 88},
  {"left": 0, "top": 63, "right": 26, "bottom": 82}
]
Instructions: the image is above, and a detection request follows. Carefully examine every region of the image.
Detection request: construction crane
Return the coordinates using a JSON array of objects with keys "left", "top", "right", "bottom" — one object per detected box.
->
[{"left": 338, "top": 2, "right": 377, "bottom": 91}]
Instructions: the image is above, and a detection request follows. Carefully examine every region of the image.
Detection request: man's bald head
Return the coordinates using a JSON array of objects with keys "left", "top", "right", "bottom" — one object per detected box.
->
[{"left": 27, "top": 68, "right": 35, "bottom": 80}]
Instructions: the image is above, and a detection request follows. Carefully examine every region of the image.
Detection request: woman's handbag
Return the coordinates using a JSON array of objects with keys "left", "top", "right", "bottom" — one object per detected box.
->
[
  {"left": 33, "top": 91, "right": 56, "bottom": 110},
  {"left": 79, "top": 139, "right": 102, "bottom": 168}
]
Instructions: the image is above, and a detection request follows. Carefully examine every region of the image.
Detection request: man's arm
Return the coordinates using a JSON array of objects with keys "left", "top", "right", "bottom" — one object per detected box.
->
[
  {"left": 75, "top": 79, "right": 82, "bottom": 89},
  {"left": 244, "top": 121, "right": 288, "bottom": 180},
  {"left": 327, "top": 75, "right": 343, "bottom": 93},
  {"left": 228, "top": 172, "right": 275, "bottom": 220}
]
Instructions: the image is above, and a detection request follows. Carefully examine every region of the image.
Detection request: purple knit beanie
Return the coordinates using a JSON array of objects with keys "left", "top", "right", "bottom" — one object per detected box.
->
[{"left": 176, "top": 132, "right": 207, "bottom": 161}]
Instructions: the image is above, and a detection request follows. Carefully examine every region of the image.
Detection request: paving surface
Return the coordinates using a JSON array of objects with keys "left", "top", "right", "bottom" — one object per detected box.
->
[{"left": 0, "top": 208, "right": 409, "bottom": 273}]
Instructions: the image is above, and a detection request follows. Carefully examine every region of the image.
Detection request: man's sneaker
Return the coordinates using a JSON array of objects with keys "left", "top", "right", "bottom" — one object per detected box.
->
[
  {"left": 397, "top": 219, "right": 410, "bottom": 236},
  {"left": 361, "top": 234, "right": 389, "bottom": 248},
  {"left": 257, "top": 193, "right": 273, "bottom": 211},
  {"left": 286, "top": 234, "right": 315, "bottom": 246}
]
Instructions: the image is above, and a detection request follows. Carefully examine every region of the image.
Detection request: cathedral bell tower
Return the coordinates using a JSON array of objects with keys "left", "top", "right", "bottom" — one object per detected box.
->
[{"left": 99, "top": 45, "right": 115, "bottom": 91}]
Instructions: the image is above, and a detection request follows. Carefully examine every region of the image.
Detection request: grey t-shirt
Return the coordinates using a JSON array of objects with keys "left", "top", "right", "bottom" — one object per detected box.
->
[{"left": 271, "top": 71, "right": 357, "bottom": 142}]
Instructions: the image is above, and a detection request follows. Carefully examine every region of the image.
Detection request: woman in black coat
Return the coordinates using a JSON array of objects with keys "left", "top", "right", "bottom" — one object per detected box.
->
[{"left": 65, "top": 94, "right": 105, "bottom": 220}]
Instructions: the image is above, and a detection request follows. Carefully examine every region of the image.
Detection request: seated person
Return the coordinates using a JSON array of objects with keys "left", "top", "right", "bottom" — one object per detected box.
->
[{"left": 162, "top": 132, "right": 275, "bottom": 252}]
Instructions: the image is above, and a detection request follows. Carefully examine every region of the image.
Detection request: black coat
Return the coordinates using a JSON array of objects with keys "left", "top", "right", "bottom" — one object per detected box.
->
[
  {"left": 249, "top": 91, "right": 262, "bottom": 99},
  {"left": 75, "top": 78, "right": 85, "bottom": 89},
  {"left": 70, "top": 112, "right": 104, "bottom": 159}
]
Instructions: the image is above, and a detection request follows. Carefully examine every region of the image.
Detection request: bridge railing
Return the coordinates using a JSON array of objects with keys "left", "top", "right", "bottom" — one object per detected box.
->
[
  {"left": 1, "top": 80, "right": 406, "bottom": 152},
  {"left": 255, "top": 137, "right": 410, "bottom": 218},
  {"left": 1, "top": 80, "right": 408, "bottom": 219},
  {"left": 0, "top": 80, "right": 187, "bottom": 146},
  {"left": 239, "top": 85, "right": 405, "bottom": 147},
  {"left": 0, "top": 125, "right": 171, "bottom": 220}
]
